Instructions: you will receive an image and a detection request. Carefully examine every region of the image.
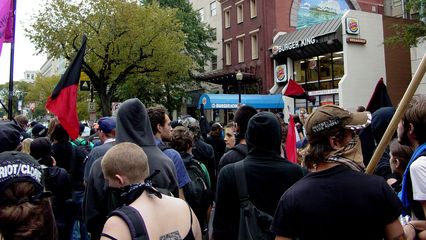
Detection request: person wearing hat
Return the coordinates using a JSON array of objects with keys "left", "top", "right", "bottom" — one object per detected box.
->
[
  {"left": 271, "top": 104, "right": 404, "bottom": 239},
  {"left": 32, "top": 123, "right": 48, "bottom": 138},
  {"left": 0, "top": 151, "right": 58, "bottom": 239},
  {"left": 83, "top": 117, "right": 117, "bottom": 183},
  {"left": 0, "top": 121, "right": 23, "bottom": 152}
]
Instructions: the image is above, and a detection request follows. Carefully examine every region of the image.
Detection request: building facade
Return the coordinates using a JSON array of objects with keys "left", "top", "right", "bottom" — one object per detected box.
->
[{"left": 39, "top": 57, "right": 67, "bottom": 77}]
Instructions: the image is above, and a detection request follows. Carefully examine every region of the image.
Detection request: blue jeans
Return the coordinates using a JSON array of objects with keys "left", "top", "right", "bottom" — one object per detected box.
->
[{"left": 72, "top": 190, "right": 90, "bottom": 240}]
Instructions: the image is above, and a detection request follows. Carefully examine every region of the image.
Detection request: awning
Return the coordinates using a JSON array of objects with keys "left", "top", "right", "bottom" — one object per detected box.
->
[
  {"left": 198, "top": 94, "right": 284, "bottom": 109},
  {"left": 271, "top": 18, "right": 343, "bottom": 60}
]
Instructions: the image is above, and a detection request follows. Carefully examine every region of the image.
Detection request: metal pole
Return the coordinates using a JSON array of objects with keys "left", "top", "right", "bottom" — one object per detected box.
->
[
  {"left": 238, "top": 81, "right": 241, "bottom": 104},
  {"left": 7, "top": 0, "right": 17, "bottom": 120}
]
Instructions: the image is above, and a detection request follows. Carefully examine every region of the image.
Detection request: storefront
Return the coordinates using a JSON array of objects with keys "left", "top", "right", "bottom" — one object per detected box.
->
[
  {"left": 198, "top": 93, "right": 284, "bottom": 123},
  {"left": 271, "top": 10, "right": 388, "bottom": 113}
]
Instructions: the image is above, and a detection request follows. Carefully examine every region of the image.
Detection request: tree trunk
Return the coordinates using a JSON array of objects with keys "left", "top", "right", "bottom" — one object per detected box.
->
[{"left": 99, "top": 91, "right": 112, "bottom": 116}]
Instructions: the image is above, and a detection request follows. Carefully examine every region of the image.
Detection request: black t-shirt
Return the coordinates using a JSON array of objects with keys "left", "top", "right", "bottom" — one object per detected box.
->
[{"left": 271, "top": 165, "right": 403, "bottom": 240}]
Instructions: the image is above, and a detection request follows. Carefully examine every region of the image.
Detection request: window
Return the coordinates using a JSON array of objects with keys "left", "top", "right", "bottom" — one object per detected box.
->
[
  {"left": 225, "top": 42, "right": 232, "bottom": 66},
  {"left": 224, "top": 9, "right": 231, "bottom": 28},
  {"left": 251, "top": 34, "right": 258, "bottom": 59},
  {"left": 238, "top": 38, "right": 244, "bottom": 63},
  {"left": 237, "top": 4, "right": 244, "bottom": 23},
  {"left": 210, "top": 1, "right": 217, "bottom": 16},
  {"left": 211, "top": 55, "right": 218, "bottom": 70},
  {"left": 198, "top": 8, "right": 205, "bottom": 22},
  {"left": 250, "top": 0, "right": 257, "bottom": 18}
]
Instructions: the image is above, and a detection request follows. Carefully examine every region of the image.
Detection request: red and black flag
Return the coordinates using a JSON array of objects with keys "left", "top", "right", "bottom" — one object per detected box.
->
[
  {"left": 46, "top": 35, "right": 87, "bottom": 140},
  {"left": 282, "top": 79, "right": 316, "bottom": 104},
  {"left": 366, "top": 78, "right": 393, "bottom": 114},
  {"left": 285, "top": 114, "right": 298, "bottom": 164}
]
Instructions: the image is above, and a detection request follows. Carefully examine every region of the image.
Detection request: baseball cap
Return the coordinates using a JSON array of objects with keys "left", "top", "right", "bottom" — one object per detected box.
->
[
  {"left": 0, "top": 121, "right": 22, "bottom": 152},
  {"left": 98, "top": 117, "right": 116, "bottom": 134},
  {"left": 305, "top": 105, "right": 371, "bottom": 140},
  {"left": 32, "top": 123, "right": 47, "bottom": 138},
  {"left": 0, "top": 151, "right": 45, "bottom": 204}
]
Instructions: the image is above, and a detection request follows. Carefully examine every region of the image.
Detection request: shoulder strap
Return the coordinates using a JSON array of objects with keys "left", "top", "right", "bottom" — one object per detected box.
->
[
  {"left": 110, "top": 206, "right": 149, "bottom": 240},
  {"left": 234, "top": 160, "right": 249, "bottom": 202}
]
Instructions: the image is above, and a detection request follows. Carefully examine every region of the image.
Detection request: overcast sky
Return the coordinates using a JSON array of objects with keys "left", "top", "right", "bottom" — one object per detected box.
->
[{"left": 0, "top": 0, "right": 46, "bottom": 84}]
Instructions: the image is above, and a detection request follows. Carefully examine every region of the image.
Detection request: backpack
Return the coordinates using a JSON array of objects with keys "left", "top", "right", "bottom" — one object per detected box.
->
[
  {"left": 234, "top": 160, "right": 274, "bottom": 240},
  {"left": 181, "top": 154, "right": 213, "bottom": 233},
  {"left": 72, "top": 138, "right": 92, "bottom": 158},
  {"left": 109, "top": 205, "right": 148, "bottom": 240}
]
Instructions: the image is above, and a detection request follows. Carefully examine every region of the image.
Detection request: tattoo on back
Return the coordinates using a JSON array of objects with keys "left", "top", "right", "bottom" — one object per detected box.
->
[{"left": 160, "top": 230, "right": 182, "bottom": 240}]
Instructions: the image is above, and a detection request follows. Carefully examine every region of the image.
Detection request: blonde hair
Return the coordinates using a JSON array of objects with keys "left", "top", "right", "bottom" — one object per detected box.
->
[
  {"left": 101, "top": 143, "right": 149, "bottom": 184},
  {"left": 21, "top": 138, "right": 33, "bottom": 154}
]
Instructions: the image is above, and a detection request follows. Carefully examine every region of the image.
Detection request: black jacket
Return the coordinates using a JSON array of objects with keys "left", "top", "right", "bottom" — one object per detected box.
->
[{"left": 213, "top": 112, "right": 306, "bottom": 240}]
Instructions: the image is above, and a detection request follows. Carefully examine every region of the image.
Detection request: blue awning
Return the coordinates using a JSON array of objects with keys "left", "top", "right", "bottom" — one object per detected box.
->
[{"left": 198, "top": 94, "right": 284, "bottom": 109}]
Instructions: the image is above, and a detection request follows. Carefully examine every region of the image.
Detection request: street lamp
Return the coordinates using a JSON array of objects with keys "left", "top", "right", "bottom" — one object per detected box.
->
[{"left": 236, "top": 70, "right": 243, "bottom": 104}]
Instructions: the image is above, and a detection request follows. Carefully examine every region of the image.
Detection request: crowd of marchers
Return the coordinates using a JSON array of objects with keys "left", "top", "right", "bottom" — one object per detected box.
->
[{"left": 0, "top": 94, "right": 425, "bottom": 240}]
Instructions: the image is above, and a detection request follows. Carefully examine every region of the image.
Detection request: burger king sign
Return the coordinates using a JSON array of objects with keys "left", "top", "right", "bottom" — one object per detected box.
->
[
  {"left": 275, "top": 64, "right": 287, "bottom": 83},
  {"left": 346, "top": 17, "right": 360, "bottom": 35}
]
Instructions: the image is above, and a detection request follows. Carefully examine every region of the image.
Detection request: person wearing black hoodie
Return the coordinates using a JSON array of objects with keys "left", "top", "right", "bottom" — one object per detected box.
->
[
  {"left": 30, "top": 137, "right": 73, "bottom": 240},
  {"left": 213, "top": 112, "right": 306, "bottom": 240},
  {"left": 83, "top": 98, "right": 178, "bottom": 240}
]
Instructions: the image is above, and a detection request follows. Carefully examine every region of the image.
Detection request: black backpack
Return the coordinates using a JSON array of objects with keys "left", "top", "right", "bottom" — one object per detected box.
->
[
  {"left": 73, "top": 138, "right": 92, "bottom": 157},
  {"left": 181, "top": 154, "right": 213, "bottom": 234},
  {"left": 109, "top": 205, "right": 148, "bottom": 240},
  {"left": 234, "top": 160, "right": 274, "bottom": 240}
]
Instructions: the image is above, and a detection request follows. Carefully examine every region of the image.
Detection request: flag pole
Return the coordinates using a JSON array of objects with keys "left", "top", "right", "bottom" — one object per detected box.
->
[
  {"left": 7, "top": 0, "right": 17, "bottom": 120},
  {"left": 366, "top": 52, "right": 426, "bottom": 174}
]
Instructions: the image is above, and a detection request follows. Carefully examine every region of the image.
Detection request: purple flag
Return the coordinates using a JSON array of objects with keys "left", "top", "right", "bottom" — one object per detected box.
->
[{"left": 0, "top": 0, "right": 14, "bottom": 56}]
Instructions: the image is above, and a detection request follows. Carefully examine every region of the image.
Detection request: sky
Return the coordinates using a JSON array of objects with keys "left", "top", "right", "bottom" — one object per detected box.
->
[{"left": 0, "top": 0, "right": 46, "bottom": 84}]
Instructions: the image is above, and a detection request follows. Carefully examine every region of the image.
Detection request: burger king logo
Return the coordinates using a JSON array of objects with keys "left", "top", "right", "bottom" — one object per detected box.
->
[
  {"left": 275, "top": 65, "right": 287, "bottom": 82},
  {"left": 346, "top": 18, "right": 360, "bottom": 35}
]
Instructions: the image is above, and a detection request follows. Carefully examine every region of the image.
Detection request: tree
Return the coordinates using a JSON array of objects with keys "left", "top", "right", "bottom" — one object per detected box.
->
[
  {"left": 387, "top": 0, "right": 426, "bottom": 47},
  {"left": 25, "top": 74, "right": 90, "bottom": 120},
  {"left": 26, "top": 0, "right": 193, "bottom": 116},
  {"left": 141, "top": 0, "right": 216, "bottom": 72},
  {"left": 0, "top": 81, "right": 31, "bottom": 118}
]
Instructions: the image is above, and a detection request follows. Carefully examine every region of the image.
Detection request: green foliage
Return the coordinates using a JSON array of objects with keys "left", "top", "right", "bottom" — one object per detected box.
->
[
  {"left": 25, "top": 74, "right": 90, "bottom": 120},
  {"left": 26, "top": 0, "right": 193, "bottom": 115},
  {"left": 0, "top": 81, "right": 32, "bottom": 118},
  {"left": 141, "top": 0, "right": 216, "bottom": 71},
  {"left": 386, "top": 0, "right": 426, "bottom": 47}
]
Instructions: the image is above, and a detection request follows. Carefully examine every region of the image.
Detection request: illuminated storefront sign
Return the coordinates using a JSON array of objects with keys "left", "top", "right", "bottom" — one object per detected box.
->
[{"left": 346, "top": 17, "right": 360, "bottom": 34}]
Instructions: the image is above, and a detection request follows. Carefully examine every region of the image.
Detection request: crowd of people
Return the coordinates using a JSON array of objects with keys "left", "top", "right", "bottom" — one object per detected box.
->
[{"left": 0, "top": 94, "right": 425, "bottom": 240}]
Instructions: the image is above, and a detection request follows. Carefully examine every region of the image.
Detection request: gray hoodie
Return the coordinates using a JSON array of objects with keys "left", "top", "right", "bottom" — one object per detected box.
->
[
  {"left": 83, "top": 99, "right": 178, "bottom": 239},
  {"left": 116, "top": 98, "right": 178, "bottom": 195}
]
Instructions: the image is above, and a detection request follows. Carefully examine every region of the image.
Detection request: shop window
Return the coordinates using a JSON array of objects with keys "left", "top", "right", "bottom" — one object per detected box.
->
[
  {"left": 224, "top": 9, "right": 231, "bottom": 28},
  {"left": 251, "top": 34, "right": 258, "bottom": 59},
  {"left": 238, "top": 38, "right": 244, "bottom": 63},
  {"left": 250, "top": 0, "right": 257, "bottom": 18},
  {"left": 225, "top": 42, "right": 232, "bottom": 66},
  {"left": 237, "top": 4, "right": 244, "bottom": 24},
  {"left": 210, "top": 1, "right": 217, "bottom": 16}
]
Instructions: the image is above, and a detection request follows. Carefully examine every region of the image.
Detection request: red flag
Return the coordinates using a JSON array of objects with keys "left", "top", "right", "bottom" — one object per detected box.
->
[
  {"left": 0, "top": 0, "right": 15, "bottom": 56},
  {"left": 285, "top": 115, "right": 298, "bottom": 163},
  {"left": 366, "top": 78, "right": 393, "bottom": 113},
  {"left": 46, "top": 36, "right": 87, "bottom": 140},
  {"left": 282, "top": 79, "right": 316, "bottom": 104}
]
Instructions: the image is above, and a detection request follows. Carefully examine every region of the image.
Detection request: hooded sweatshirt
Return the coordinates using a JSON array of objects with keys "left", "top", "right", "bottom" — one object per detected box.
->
[
  {"left": 213, "top": 112, "right": 306, "bottom": 240},
  {"left": 115, "top": 98, "right": 178, "bottom": 194},
  {"left": 83, "top": 98, "right": 178, "bottom": 239}
]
